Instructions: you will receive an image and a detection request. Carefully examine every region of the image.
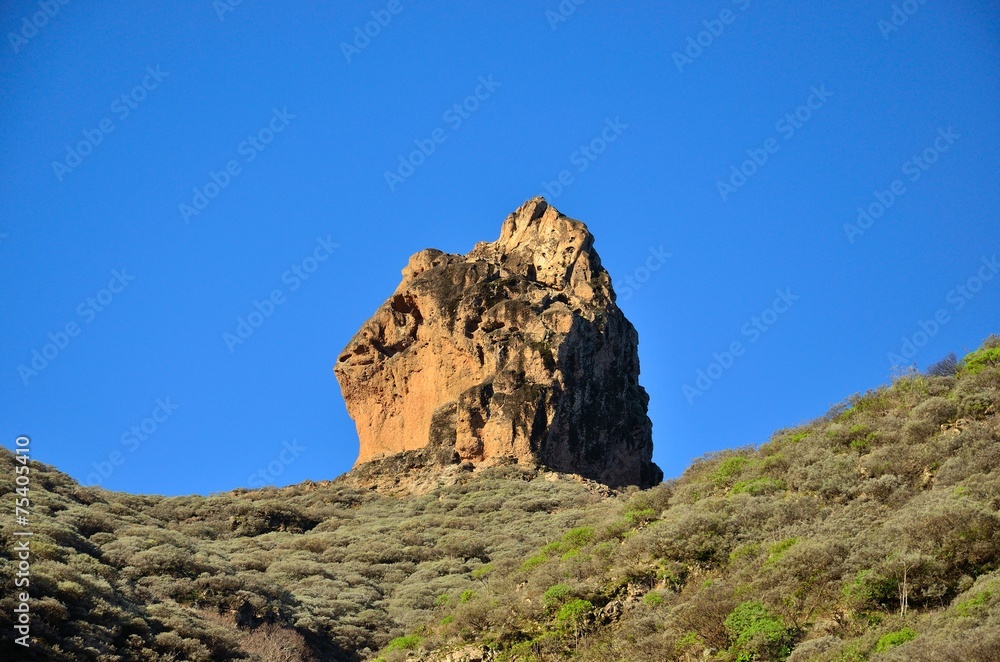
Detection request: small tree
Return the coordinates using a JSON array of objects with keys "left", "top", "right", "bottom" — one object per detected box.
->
[
  {"left": 555, "top": 599, "right": 593, "bottom": 642},
  {"left": 892, "top": 552, "right": 925, "bottom": 618},
  {"left": 926, "top": 353, "right": 958, "bottom": 377}
]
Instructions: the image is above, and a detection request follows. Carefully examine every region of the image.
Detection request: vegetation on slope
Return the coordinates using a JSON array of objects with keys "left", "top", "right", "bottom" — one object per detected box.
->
[
  {"left": 0, "top": 457, "right": 608, "bottom": 661},
  {"left": 1, "top": 336, "right": 999, "bottom": 661}
]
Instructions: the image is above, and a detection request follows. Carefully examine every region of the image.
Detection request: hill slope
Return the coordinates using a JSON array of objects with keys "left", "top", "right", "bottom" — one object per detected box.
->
[{"left": 2, "top": 337, "right": 999, "bottom": 661}]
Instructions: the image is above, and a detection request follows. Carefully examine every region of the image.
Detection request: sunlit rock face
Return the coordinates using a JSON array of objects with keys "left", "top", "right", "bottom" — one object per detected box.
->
[{"left": 335, "top": 197, "right": 661, "bottom": 489}]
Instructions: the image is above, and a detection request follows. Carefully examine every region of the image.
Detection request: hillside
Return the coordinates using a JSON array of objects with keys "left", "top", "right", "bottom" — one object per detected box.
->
[{"left": 2, "top": 337, "right": 999, "bottom": 661}]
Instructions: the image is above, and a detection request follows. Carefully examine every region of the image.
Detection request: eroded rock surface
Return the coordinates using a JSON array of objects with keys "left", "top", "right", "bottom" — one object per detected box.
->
[{"left": 335, "top": 197, "right": 661, "bottom": 488}]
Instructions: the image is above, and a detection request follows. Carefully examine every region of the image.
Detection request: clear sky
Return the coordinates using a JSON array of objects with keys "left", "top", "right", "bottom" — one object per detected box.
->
[{"left": 2, "top": 1, "right": 998, "bottom": 495}]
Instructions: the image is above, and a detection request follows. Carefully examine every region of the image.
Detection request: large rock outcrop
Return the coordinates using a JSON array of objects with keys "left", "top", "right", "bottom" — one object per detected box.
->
[{"left": 334, "top": 197, "right": 661, "bottom": 488}]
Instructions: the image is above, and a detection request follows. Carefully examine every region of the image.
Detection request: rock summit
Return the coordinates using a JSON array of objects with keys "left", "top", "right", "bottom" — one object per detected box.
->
[{"left": 335, "top": 197, "right": 661, "bottom": 488}]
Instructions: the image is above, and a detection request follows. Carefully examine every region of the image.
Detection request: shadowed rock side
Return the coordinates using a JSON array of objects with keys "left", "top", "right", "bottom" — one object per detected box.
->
[{"left": 334, "top": 197, "right": 662, "bottom": 488}]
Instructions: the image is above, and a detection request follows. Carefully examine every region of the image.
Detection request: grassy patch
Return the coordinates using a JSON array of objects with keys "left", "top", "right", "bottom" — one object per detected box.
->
[{"left": 874, "top": 627, "right": 917, "bottom": 653}]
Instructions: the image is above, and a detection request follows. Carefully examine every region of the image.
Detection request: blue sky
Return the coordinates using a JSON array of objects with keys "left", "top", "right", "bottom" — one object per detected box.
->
[{"left": 2, "top": 1, "right": 998, "bottom": 495}]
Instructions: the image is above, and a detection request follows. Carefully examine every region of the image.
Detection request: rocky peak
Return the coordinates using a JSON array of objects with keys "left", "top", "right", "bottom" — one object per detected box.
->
[
  {"left": 470, "top": 197, "right": 602, "bottom": 296},
  {"left": 334, "top": 197, "right": 661, "bottom": 489}
]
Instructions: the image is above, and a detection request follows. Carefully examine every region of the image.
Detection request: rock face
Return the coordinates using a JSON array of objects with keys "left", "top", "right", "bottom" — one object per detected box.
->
[{"left": 334, "top": 197, "right": 662, "bottom": 488}]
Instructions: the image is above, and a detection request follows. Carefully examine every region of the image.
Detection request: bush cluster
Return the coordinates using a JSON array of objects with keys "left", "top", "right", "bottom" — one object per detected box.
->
[{"left": 0, "top": 337, "right": 999, "bottom": 661}]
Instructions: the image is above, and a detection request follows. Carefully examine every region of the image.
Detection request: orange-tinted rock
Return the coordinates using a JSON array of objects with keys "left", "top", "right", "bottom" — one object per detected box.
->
[{"left": 334, "top": 197, "right": 661, "bottom": 488}]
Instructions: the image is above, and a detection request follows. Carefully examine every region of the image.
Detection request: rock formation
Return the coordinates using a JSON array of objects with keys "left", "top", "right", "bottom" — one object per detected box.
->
[{"left": 334, "top": 197, "right": 662, "bottom": 488}]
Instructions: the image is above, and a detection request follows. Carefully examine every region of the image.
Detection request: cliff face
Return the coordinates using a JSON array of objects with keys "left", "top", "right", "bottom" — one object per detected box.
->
[{"left": 334, "top": 197, "right": 662, "bottom": 488}]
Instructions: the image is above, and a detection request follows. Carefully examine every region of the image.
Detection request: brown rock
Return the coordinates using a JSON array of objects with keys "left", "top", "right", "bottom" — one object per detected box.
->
[{"left": 334, "top": 197, "right": 661, "bottom": 488}]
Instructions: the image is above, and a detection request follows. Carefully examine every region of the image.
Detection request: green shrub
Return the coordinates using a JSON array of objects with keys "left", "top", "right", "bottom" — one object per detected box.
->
[
  {"left": 543, "top": 583, "right": 572, "bottom": 610},
  {"left": 470, "top": 563, "right": 493, "bottom": 580},
  {"left": 623, "top": 506, "right": 658, "bottom": 526},
  {"left": 767, "top": 537, "right": 797, "bottom": 560},
  {"left": 729, "top": 542, "right": 762, "bottom": 565},
  {"left": 643, "top": 591, "right": 664, "bottom": 606},
  {"left": 964, "top": 347, "right": 1000, "bottom": 375},
  {"left": 676, "top": 631, "right": 704, "bottom": 652},
  {"left": 956, "top": 590, "right": 992, "bottom": 617},
  {"left": 843, "top": 569, "right": 897, "bottom": 610},
  {"left": 724, "top": 601, "right": 794, "bottom": 661},
  {"left": 561, "top": 526, "right": 594, "bottom": 548},
  {"left": 561, "top": 548, "right": 580, "bottom": 561},
  {"left": 732, "top": 478, "right": 786, "bottom": 496},
  {"left": 874, "top": 627, "right": 917, "bottom": 653},
  {"left": 555, "top": 599, "right": 593, "bottom": 627},
  {"left": 713, "top": 457, "right": 752, "bottom": 486},
  {"left": 386, "top": 634, "right": 423, "bottom": 651},
  {"left": 520, "top": 553, "right": 547, "bottom": 572},
  {"left": 850, "top": 431, "right": 878, "bottom": 452},
  {"left": 846, "top": 389, "right": 893, "bottom": 417}
]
